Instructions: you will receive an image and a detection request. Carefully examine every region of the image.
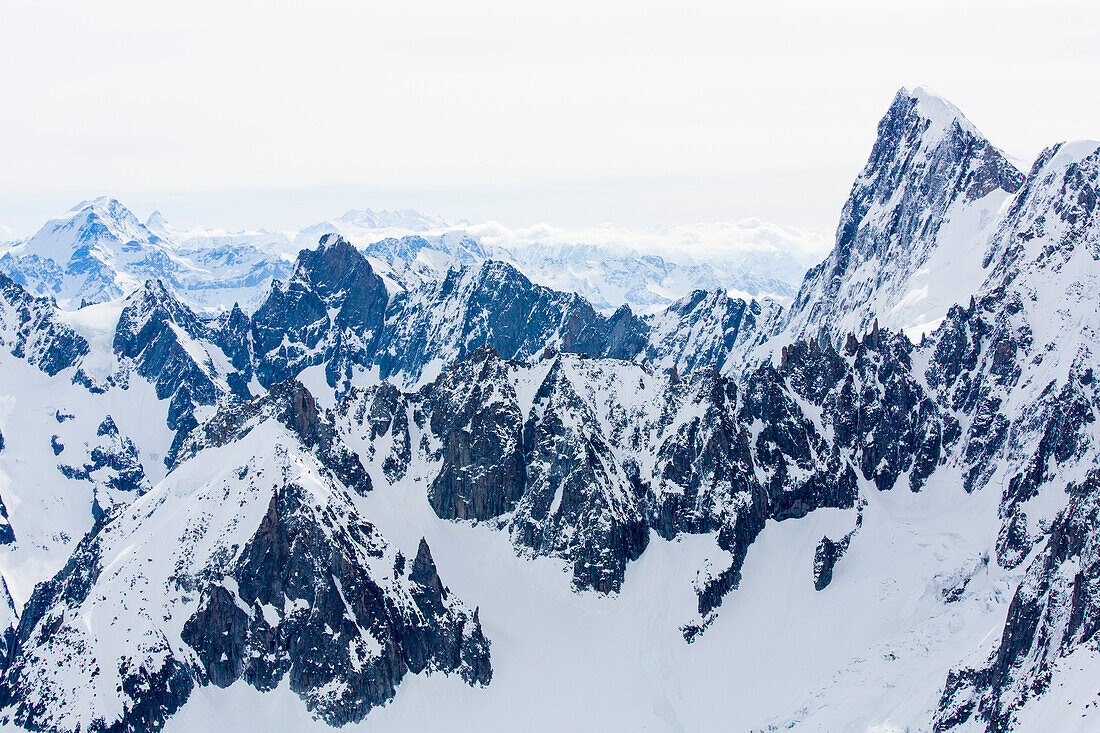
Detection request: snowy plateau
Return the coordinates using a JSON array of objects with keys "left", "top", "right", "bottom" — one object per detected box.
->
[{"left": 0, "top": 85, "right": 1098, "bottom": 732}]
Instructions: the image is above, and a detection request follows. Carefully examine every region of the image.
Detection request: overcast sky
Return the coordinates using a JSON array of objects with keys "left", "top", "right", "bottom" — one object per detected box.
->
[{"left": 1, "top": 0, "right": 1097, "bottom": 237}]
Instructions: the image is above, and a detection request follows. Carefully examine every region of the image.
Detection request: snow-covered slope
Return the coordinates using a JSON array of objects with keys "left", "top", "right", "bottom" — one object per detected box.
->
[{"left": 641, "top": 289, "right": 781, "bottom": 376}]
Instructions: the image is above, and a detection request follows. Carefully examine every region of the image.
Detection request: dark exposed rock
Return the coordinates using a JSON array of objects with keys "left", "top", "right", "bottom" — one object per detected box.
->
[
  {"left": 182, "top": 487, "right": 490, "bottom": 726},
  {"left": 363, "top": 346, "right": 862, "bottom": 617},
  {"left": 248, "top": 235, "right": 655, "bottom": 389},
  {"left": 0, "top": 272, "right": 90, "bottom": 376},
  {"left": 0, "top": 493, "right": 13, "bottom": 547},
  {"left": 813, "top": 510, "right": 862, "bottom": 591},
  {"left": 210, "top": 302, "right": 254, "bottom": 399},
  {"left": 426, "top": 346, "right": 526, "bottom": 520},
  {"left": 55, "top": 415, "right": 149, "bottom": 519},
  {"left": 252, "top": 234, "right": 389, "bottom": 390},
  {"left": 337, "top": 382, "right": 414, "bottom": 484},
  {"left": 113, "top": 280, "right": 222, "bottom": 434},
  {"left": 0, "top": 387, "right": 488, "bottom": 733},
  {"left": 0, "top": 509, "right": 190, "bottom": 733},
  {"left": 514, "top": 357, "right": 649, "bottom": 593}
]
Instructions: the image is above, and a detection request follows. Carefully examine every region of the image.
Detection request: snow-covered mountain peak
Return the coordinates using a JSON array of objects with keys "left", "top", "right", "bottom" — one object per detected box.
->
[
  {"left": 67, "top": 195, "right": 134, "bottom": 218},
  {"left": 782, "top": 88, "right": 1024, "bottom": 343},
  {"left": 21, "top": 197, "right": 160, "bottom": 264},
  {"left": 0, "top": 198, "right": 297, "bottom": 312},
  {"left": 144, "top": 209, "right": 171, "bottom": 239},
  {"left": 1042, "top": 137, "right": 1100, "bottom": 170},
  {"left": 897, "top": 85, "right": 979, "bottom": 139},
  {"left": 981, "top": 139, "right": 1100, "bottom": 287}
]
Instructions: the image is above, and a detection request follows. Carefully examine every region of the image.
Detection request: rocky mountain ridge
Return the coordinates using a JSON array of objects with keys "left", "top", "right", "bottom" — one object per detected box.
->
[{"left": 0, "top": 88, "right": 1098, "bottom": 731}]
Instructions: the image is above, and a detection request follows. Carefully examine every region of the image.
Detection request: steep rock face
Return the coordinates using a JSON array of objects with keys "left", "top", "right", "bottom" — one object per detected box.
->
[
  {"left": 424, "top": 347, "right": 526, "bottom": 521},
  {"left": 784, "top": 87, "right": 1024, "bottom": 343},
  {"left": 181, "top": 489, "right": 490, "bottom": 726},
  {"left": 649, "top": 368, "right": 757, "bottom": 539},
  {"left": 929, "top": 141, "right": 1100, "bottom": 730},
  {"left": 251, "top": 234, "right": 390, "bottom": 388},
  {"left": 982, "top": 140, "right": 1100, "bottom": 285},
  {"left": 0, "top": 272, "right": 89, "bottom": 376},
  {"left": 512, "top": 357, "right": 649, "bottom": 593},
  {"left": 935, "top": 471, "right": 1100, "bottom": 732},
  {"left": 210, "top": 303, "right": 255, "bottom": 399},
  {"left": 812, "top": 510, "right": 861, "bottom": 592},
  {"left": 0, "top": 387, "right": 489, "bottom": 733},
  {"left": 0, "top": 90, "right": 1096, "bottom": 733},
  {"left": 780, "top": 328, "right": 958, "bottom": 492},
  {"left": 113, "top": 280, "right": 228, "bottom": 434},
  {"left": 923, "top": 142, "right": 1100, "bottom": 565},
  {"left": 335, "top": 382, "right": 414, "bottom": 484}
]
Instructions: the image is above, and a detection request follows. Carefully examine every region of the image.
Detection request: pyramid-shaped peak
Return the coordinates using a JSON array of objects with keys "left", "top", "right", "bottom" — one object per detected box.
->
[
  {"left": 59, "top": 197, "right": 148, "bottom": 235},
  {"left": 69, "top": 196, "right": 135, "bottom": 219},
  {"left": 889, "top": 85, "right": 979, "bottom": 139},
  {"left": 20, "top": 197, "right": 153, "bottom": 264}
]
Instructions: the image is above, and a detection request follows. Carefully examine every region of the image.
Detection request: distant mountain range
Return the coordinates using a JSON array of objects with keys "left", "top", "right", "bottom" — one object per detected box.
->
[{"left": 0, "top": 201, "right": 824, "bottom": 315}]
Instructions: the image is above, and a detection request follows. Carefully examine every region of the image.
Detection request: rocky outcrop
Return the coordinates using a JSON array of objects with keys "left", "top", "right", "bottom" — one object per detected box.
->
[
  {"left": 781, "top": 327, "right": 958, "bottom": 492},
  {"left": 813, "top": 510, "right": 862, "bottom": 591},
  {"left": 55, "top": 414, "right": 150, "bottom": 518},
  {"left": 113, "top": 280, "right": 227, "bottom": 435},
  {"left": 251, "top": 234, "right": 389, "bottom": 389},
  {"left": 338, "top": 347, "right": 862, "bottom": 619},
  {"left": 182, "top": 487, "right": 490, "bottom": 726},
  {"left": 425, "top": 346, "right": 527, "bottom": 520},
  {"left": 0, "top": 272, "right": 89, "bottom": 376},
  {"left": 513, "top": 357, "right": 649, "bottom": 593}
]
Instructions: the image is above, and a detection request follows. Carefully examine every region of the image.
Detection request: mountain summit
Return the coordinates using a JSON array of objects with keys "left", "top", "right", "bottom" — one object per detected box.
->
[{"left": 782, "top": 86, "right": 1025, "bottom": 343}]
